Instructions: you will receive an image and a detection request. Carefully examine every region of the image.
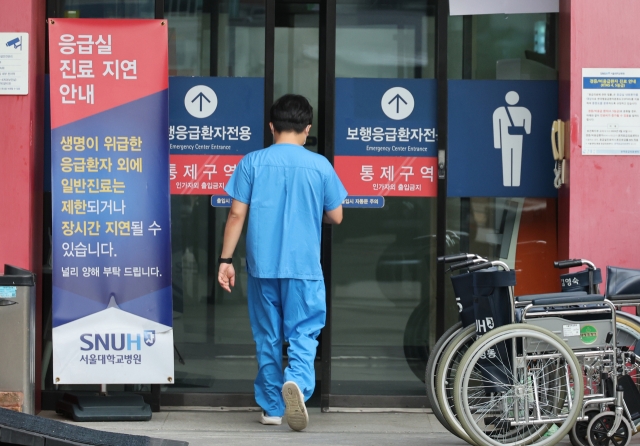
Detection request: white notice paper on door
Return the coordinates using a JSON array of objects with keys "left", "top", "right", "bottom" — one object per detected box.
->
[
  {"left": 0, "top": 33, "right": 29, "bottom": 95},
  {"left": 582, "top": 68, "right": 640, "bottom": 155}
]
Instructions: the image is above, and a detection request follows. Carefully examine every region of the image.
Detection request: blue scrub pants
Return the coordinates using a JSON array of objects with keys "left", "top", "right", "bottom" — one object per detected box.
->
[{"left": 247, "top": 275, "right": 326, "bottom": 417}]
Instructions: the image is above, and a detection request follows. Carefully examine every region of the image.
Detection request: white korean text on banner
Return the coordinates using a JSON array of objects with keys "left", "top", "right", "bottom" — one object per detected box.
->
[{"left": 49, "top": 19, "right": 173, "bottom": 384}]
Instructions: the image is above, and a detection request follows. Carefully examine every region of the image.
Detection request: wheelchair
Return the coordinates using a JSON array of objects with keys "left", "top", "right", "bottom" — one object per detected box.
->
[{"left": 426, "top": 254, "right": 640, "bottom": 446}]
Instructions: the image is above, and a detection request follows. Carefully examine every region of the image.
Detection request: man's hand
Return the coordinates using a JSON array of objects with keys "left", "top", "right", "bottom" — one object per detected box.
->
[
  {"left": 218, "top": 263, "right": 236, "bottom": 293},
  {"left": 217, "top": 199, "right": 248, "bottom": 292}
]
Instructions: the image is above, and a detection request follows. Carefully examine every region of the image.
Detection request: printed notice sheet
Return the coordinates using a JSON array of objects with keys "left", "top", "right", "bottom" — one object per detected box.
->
[
  {"left": 583, "top": 68, "right": 640, "bottom": 155},
  {"left": 0, "top": 33, "right": 29, "bottom": 95}
]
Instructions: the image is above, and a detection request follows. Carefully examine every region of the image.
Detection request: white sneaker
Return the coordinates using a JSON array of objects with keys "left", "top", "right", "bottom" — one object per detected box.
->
[
  {"left": 260, "top": 411, "right": 282, "bottom": 425},
  {"left": 282, "top": 381, "right": 308, "bottom": 431}
]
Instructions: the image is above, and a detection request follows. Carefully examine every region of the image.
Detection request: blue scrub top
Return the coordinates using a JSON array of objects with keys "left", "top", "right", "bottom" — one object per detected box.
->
[{"left": 225, "top": 143, "right": 347, "bottom": 280}]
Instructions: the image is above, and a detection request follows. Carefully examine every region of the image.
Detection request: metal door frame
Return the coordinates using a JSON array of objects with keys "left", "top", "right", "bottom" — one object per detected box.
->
[{"left": 41, "top": 0, "right": 451, "bottom": 412}]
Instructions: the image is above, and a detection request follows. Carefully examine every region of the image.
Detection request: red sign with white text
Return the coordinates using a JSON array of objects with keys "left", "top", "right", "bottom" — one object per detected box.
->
[
  {"left": 335, "top": 155, "right": 437, "bottom": 197},
  {"left": 170, "top": 154, "right": 242, "bottom": 194},
  {"left": 48, "top": 19, "right": 169, "bottom": 130}
]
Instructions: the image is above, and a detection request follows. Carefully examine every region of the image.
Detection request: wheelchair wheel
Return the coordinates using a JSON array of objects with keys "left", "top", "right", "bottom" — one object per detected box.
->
[
  {"left": 425, "top": 321, "right": 462, "bottom": 434},
  {"left": 454, "top": 324, "right": 583, "bottom": 446},
  {"left": 436, "top": 325, "right": 557, "bottom": 445},
  {"left": 587, "top": 412, "right": 632, "bottom": 446},
  {"left": 614, "top": 311, "right": 640, "bottom": 347},
  {"left": 435, "top": 325, "right": 478, "bottom": 445},
  {"left": 569, "top": 410, "right": 600, "bottom": 446},
  {"left": 559, "top": 312, "right": 640, "bottom": 446}
]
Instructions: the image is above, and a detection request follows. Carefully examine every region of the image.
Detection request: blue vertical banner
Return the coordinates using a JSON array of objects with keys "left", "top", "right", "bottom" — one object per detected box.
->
[
  {"left": 448, "top": 80, "right": 558, "bottom": 198},
  {"left": 49, "top": 19, "right": 173, "bottom": 384}
]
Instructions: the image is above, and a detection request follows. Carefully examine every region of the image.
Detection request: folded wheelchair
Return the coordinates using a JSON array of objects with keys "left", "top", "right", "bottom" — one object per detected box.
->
[{"left": 426, "top": 254, "right": 640, "bottom": 446}]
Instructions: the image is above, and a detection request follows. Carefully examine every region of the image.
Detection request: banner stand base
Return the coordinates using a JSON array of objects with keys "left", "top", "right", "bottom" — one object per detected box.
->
[{"left": 56, "top": 392, "right": 153, "bottom": 422}]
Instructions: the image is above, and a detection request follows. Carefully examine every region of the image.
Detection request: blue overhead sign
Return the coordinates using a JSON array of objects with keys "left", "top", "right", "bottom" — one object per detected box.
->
[
  {"left": 447, "top": 80, "right": 558, "bottom": 198},
  {"left": 168, "top": 77, "right": 263, "bottom": 155},
  {"left": 335, "top": 78, "right": 438, "bottom": 157}
]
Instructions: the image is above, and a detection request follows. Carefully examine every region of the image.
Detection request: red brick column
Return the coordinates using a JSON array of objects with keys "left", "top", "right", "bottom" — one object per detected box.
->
[
  {"left": 0, "top": 2, "right": 46, "bottom": 412},
  {"left": 558, "top": 0, "right": 640, "bottom": 275}
]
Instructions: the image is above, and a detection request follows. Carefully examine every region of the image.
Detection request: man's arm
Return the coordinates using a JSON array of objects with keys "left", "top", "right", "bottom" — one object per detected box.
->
[
  {"left": 218, "top": 199, "right": 249, "bottom": 292},
  {"left": 323, "top": 205, "right": 343, "bottom": 225}
]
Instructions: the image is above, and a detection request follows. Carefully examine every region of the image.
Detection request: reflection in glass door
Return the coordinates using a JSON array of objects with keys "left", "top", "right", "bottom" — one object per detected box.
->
[
  {"left": 443, "top": 11, "right": 559, "bottom": 332},
  {"left": 274, "top": 3, "right": 319, "bottom": 152},
  {"left": 164, "top": 0, "right": 265, "bottom": 398},
  {"left": 330, "top": 0, "right": 438, "bottom": 398}
]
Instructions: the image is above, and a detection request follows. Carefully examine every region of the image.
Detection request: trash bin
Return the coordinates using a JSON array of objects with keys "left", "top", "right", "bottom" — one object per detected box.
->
[{"left": 0, "top": 265, "right": 36, "bottom": 414}]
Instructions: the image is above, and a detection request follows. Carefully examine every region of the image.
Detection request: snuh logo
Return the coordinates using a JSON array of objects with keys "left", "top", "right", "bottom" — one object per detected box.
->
[
  {"left": 475, "top": 317, "right": 495, "bottom": 334},
  {"left": 144, "top": 330, "right": 156, "bottom": 347},
  {"left": 79, "top": 332, "right": 157, "bottom": 351}
]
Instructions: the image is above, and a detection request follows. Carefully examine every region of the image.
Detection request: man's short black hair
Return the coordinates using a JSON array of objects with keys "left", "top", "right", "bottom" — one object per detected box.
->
[{"left": 270, "top": 94, "right": 313, "bottom": 133}]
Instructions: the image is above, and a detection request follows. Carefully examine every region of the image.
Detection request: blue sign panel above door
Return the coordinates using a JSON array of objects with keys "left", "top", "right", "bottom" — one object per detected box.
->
[
  {"left": 169, "top": 77, "right": 264, "bottom": 155},
  {"left": 335, "top": 78, "right": 438, "bottom": 158},
  {"left": 447, "top": 80, "right": 558, "bottom": 198}
]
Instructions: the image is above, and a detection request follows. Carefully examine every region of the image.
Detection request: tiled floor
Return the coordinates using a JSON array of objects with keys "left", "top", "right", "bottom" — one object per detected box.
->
[{"left": 39, "top": 409, "right": 640, "bottom": 446}]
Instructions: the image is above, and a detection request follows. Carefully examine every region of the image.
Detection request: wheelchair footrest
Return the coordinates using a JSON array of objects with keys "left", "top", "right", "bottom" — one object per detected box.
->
[{"left": 619, "top": 375, "right": 640, "bottom": 421}]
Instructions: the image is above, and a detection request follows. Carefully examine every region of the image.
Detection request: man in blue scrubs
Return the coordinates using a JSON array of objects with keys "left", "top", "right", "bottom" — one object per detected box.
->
[{"left": 217, "top": 94, "right": 347, "bottom": 431}]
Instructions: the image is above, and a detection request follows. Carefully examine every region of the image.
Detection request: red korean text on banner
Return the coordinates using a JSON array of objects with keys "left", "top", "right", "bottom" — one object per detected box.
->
[
  {"left": 170, "top": 154, "right": 243, "bottom": 195},
  {"left": 334, "top": 155, "right": 438, "bottom": 197},
  {"left": 49, "top": 19, "right": 169, "bottom": 129}
]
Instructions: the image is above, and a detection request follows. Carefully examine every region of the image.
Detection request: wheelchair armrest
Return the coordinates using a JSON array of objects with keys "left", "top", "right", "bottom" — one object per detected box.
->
[
  {"left": 531, "top": 294, "right": 605, "bottom": 306},
  {"left": 516, "top": 291, "right": 586, "bottom": 303},
  {"left": 607, "top": 293, "right": 640, "bottom": 302}
]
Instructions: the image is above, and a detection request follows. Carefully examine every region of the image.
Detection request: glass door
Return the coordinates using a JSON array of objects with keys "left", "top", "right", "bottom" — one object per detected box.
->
[
  {"left": 166, "top": 0, "right": 326, "bottom": 404},
  {"left": 274, "top": 3, "right": 320, "bottom": 151},
  {"left": 162, "top": 0, "right": 266, "bottom": 403},
  {"left": 42, "top": 0, "right": 561, "bottom": 412},
  {"left": 443, "top": 11, "right": 560, "bottom": 330},
  {"left": 328, "top": 0, "right": 438, "bottom": 405}
]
